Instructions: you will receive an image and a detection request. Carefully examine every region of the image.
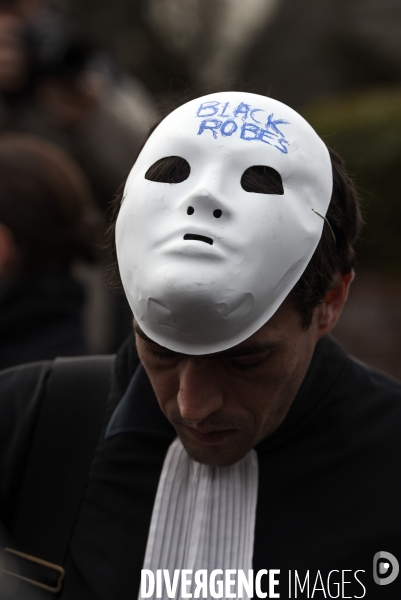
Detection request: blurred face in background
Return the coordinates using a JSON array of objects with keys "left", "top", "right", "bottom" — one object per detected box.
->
[
  {"left": 0, "top": 9, "right": 27, "bottom": 92},
  {"left": 0, "top": 0, "right": 43, "bottom": 19},
  {"left": 0, "top": 0, "right": 44, "bottom": 91}
]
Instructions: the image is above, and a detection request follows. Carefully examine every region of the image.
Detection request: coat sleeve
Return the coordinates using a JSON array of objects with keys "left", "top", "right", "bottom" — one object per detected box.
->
[{"left": 0, "top": 361, "right": 52, "bottom": 530}]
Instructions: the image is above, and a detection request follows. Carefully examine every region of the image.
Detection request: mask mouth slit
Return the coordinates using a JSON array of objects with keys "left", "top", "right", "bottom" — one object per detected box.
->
[{"left": 184, "top": 233, "right": 213, "bottom": 245}]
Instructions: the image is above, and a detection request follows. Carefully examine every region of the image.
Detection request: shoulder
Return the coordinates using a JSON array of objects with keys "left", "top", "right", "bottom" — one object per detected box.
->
[
  {"left": 0, "top": 360, "right": 53, "bottom": 424},
  {"left": 0, "top": 361, "right": 52, "bottom": 527},
  {"left": 322, "top": 344, "right": 401, "bottom": 475},
  {"left": 336, "top": 350, "right": 401, "bottom": 422},
  {"left": 313, "top": 335, "right": 401, "bottom": 413},
  {"left": 0, "top": 360, "right": 53, "bottom": 404},
  {"left": 0, "top": 360, "right": 53, "bottom": 440},
  {"left": 291, "top": 336, "right": 401, "bottom": 459}
]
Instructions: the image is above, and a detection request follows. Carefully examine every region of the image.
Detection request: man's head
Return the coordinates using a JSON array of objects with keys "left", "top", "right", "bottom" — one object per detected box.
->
[{"left": 108, "top": 92, "right": 362, "bottom": 466}]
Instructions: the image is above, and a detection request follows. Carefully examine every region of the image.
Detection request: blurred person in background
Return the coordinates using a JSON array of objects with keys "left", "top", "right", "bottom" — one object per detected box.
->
[
  {"left": 0, "top": 133, "right": 103, "bottom": 369},
  {"left": 0, "top": 0, "right": 157, "bottom": 213},
  {"left": 0, "top": 0, "right": 159, "bottom": 351}
]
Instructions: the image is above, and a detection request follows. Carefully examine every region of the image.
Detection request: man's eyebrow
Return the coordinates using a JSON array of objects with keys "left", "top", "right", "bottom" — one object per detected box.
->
[
  {"left": 134, "top": 322, "right": 279, "bottom": 358},
  {"left": 134, "top": 323, "right": 159, "bottom": 345}
]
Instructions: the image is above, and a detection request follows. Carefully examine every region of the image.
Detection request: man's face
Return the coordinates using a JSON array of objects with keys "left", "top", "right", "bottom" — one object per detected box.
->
[{"left": 136, "top": 298, "right": 323, "bottom": 467}]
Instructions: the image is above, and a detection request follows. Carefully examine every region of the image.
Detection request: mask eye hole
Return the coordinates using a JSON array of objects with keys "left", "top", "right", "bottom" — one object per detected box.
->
[
  {"left": 241, "top": 165, "right": 284, "bottom": 195},
  {"left": 145, "top": 156, "right": 191, "bottom": 184}
]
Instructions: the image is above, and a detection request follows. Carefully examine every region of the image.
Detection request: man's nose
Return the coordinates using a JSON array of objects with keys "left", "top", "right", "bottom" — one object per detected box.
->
[{"left": 177, "top": 359, "right": 224, "bottom": 424}]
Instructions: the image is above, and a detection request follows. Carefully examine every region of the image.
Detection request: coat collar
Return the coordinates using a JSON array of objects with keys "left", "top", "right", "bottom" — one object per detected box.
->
[{"left": 106, "top": 361, "right": 174, "bottom": 439}]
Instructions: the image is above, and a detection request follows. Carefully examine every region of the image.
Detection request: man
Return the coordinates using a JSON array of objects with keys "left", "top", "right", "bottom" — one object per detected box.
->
[{"left": 0, "top": 92, "right": 400, "bottom": 600}]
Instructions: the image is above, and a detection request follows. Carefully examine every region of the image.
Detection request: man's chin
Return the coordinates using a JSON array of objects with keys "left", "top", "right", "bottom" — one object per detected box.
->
[{"left": 176, "top": 429, "right": 252, "bottom": 467}]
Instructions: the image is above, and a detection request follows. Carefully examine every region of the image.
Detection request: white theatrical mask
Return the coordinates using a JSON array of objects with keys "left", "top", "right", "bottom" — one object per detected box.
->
[{"left": 116, "top": 91, "right": 333, "bottom": 354}]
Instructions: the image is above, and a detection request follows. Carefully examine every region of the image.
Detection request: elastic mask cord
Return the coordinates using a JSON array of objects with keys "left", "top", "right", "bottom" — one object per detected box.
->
[{"left": 311, "top": 209, "right": 336, "bottom": 244}]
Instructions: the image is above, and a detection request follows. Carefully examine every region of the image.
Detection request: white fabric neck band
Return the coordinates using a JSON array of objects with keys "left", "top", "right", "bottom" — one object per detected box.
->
[{"left": 140, "top": 438, "right": 259, "bottom": 600}]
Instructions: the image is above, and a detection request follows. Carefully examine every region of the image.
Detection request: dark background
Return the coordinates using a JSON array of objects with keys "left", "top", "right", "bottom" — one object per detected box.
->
[{"left": 6, "top": 0, "right": 401, "bottom": 377}]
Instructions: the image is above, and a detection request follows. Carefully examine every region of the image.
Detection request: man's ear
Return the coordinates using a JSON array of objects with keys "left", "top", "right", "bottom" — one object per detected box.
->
[
  {"left": 0, "top": 223, "right": 19, "bottom": 278},
  {"left": 316, "top": 271, "right": 354, "bottom": 338}
]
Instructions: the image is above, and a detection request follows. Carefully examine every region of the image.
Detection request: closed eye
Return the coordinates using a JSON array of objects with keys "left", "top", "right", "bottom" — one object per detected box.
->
[
  {"left": 143, "top": 344, "right": 181, "bottom": 363},
  {"left": 145, "top": 156, "right": 191, "bottom": 184},
  {"left": 241, "top": 165, "right": 284, "bottom": 195},
  {"left": 228, "top": 351, "right": 271, "bottom": 372}
]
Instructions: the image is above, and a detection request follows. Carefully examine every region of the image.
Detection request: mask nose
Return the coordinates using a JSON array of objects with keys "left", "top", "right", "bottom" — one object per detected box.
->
[{"left": 183, "top": 188, "right": 228, "bottom": 220}]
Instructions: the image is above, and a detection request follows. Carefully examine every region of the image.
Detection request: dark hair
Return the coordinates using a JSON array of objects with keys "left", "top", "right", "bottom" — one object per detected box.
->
[
  {"left": 0, "top": 134, "right": 103, "bottom": 271},
  {"left": 106, "top": 142, "right": 362, "bottom": 330},
  {"left": 288, "top": 148, "right": 363, "bottom": 327}
]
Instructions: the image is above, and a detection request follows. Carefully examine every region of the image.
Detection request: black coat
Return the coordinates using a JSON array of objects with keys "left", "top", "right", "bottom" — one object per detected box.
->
[{"left": 1, "top": 335, "right": 401, "bottom": 599}]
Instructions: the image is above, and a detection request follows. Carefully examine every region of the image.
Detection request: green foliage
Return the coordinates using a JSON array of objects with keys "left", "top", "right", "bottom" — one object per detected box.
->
[{"left": 304, "top": 89, "right": 401, "bottom": 272}]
